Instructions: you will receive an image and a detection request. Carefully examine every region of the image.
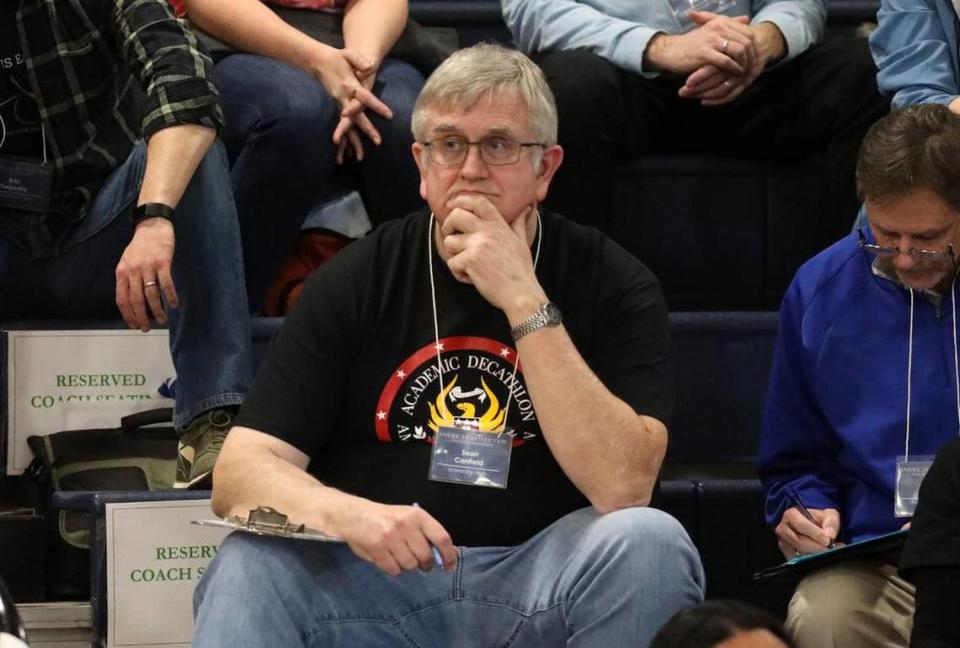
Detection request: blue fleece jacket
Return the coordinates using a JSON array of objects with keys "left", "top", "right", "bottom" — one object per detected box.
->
[{"left": 759, "top": 232, "right": 960, "bottom": 542}]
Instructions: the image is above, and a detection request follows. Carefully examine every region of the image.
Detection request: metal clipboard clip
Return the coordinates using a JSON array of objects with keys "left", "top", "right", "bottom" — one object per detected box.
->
[{"left": 192, "top": 506, "right": 343, "bottom": 542}]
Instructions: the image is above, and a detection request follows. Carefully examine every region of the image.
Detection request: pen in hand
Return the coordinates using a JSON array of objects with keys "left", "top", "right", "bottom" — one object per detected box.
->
[
  {"left": 787, "top": 488, "right": 837, "bottom": 550},
  {"left": 412, "top": 502, "right": 446, "bottom": 571}
]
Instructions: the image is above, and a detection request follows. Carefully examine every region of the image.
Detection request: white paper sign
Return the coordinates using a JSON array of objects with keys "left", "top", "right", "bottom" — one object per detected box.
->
[
  {"left": 106, "top": 499, "right": 230, "bottom": 647},
  {"left": 4, "top": 329, "right": 176, "bottom": 474}
]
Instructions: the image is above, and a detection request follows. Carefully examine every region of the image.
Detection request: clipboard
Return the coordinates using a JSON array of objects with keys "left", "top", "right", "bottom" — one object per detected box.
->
[
  {"left": 192, "top": 506, "right": 343, "bottom": 543},
  {"left": 753, "top": 529, "right": 909, "bottom": 582}
]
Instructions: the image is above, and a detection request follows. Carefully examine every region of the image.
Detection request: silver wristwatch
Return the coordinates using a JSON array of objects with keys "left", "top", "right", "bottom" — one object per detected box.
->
[{"left": 510, "top": 301, "right": 562, "bottom": 341}]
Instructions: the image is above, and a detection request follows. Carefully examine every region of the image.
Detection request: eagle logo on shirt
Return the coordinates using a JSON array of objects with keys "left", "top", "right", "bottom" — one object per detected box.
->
[{"left": 374, "top": 336, "right": 539, "bottom": 446}]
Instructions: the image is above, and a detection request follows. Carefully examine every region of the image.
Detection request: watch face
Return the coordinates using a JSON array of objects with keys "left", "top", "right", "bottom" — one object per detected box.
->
[{"left": 544, "top": 302, "right": 562, "bottom": 325}]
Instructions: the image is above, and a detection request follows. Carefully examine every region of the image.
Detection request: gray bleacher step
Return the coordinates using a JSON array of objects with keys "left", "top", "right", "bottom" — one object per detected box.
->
[{"left": 18, "top": 601, "right": 92, "bottom": 647}]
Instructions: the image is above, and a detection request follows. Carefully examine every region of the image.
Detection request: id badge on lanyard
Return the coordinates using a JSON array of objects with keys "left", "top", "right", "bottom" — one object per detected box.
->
[
  {"left": 428, "top": 423, "right": 513, "bottom": 489},
  {"left": 0, "top": 105, "right": 54, "bottom": 212},
  {"left": 0, "top": 155, "right": 54, "bottom": 212},
  {"left": 895, "top": 455, "right": 934, "bottom": 518}
]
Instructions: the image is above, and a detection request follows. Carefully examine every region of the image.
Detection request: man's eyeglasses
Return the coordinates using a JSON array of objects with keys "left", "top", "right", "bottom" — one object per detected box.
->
[
  {"left": 421, "top": 135, "right": 544, "bottom": 166},
  {"left": 857, "top": 227, "right": 955, "bottom": 264}
]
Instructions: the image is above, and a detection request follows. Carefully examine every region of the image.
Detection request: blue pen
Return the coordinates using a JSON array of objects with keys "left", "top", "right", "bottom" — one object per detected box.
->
[
  {"left": 787, "top": 488, "right": 837, "bottom": 550},
  {"left": 412, "top": 503, "right": 445, "bottom": 570}
]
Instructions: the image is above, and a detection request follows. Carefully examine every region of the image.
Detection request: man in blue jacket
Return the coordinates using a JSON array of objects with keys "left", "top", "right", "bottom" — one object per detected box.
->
[
  {"left": 501, "top": 0, "right": 888, "bottom": 246},
  {"left": 759, "top": 104, "right": 960, "bottom": 647}
]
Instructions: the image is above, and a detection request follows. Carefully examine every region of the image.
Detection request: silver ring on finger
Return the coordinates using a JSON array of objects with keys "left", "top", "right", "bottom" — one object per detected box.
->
[
  {"left": 723, "top": 80, "right": 733, "bottom": 90},
  {"left": 720, "top": 38, "right": 729, "bottom": 54},
  {"left": 143, "top": 280, "right": 159, "bottom": 289}
]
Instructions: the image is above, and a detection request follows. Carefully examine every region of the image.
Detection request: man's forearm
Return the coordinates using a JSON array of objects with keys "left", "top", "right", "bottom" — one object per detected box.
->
[
  {"left": 508, "top": 316, "right": 667, "bottom": 513},
  {"left": 343, "top": 0, "right": 407, "bottom": 65},
  {"left": 138, "top": 124, "right": 215, "bottom": 208},
  {"left": 212, "top": 432, "right": 362, "bottom": 534}
]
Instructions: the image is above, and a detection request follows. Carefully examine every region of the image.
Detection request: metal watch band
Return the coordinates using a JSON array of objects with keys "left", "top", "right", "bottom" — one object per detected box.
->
[
  {"left": 130, "top": 202, "right": 175, "bottom": 225},
  {"left": 510, "top": 301, "right": 561, "bottom": 341}
]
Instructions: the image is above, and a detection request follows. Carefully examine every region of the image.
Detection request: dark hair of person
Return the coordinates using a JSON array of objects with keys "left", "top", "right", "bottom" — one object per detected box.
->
[
  {"left": 649, "top": 600, "right": 794, "bottom": 648},
  {"left": 856, "top": 104, "right": 960, "bottom": 211}
]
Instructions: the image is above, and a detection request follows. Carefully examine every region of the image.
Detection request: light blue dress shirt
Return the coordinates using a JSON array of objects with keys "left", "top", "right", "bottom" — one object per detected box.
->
[{"left": 501, "top": 0, "right": 826, "bottom": 75}]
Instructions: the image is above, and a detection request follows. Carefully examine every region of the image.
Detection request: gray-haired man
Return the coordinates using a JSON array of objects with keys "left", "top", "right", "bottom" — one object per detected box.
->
[{"left": 193, "top": 43, "right": 703, "bottom": 647}]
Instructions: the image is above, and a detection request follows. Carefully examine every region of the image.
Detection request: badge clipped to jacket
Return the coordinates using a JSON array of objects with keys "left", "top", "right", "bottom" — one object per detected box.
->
[{"left": 895, "top": 455, "right": 934, "bottom": 518}]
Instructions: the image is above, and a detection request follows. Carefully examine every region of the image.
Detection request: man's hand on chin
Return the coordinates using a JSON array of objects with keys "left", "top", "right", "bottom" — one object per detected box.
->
[{"left": 438, "top": 196, "right": 545, "bottom": 314}]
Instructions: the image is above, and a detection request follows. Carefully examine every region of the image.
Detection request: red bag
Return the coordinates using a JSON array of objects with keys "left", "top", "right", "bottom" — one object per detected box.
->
[{"left": 261, "top": 230, "right": 351, "bottom": 316}]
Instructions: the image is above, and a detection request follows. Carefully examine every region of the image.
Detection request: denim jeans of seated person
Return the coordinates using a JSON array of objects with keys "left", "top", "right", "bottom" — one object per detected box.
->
[
  {"left": 193, "top": 506, "right": 705, "bottom": 647},
  {"left": 213, "top": 54, "right": 427, "bottom": 311},
  {"left": 0, "top": 141, "right": 253, "bottom": 430}
]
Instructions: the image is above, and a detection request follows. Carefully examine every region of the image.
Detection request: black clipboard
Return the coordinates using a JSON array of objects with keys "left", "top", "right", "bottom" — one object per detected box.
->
[{"left": 753, "top": 529, "right": 909, "bottom": 582}]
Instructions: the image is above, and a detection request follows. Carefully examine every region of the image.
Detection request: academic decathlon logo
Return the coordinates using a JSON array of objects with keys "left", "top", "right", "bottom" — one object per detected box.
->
[{"left": 374, "top": 336, "right": 539, "bottom": 445}]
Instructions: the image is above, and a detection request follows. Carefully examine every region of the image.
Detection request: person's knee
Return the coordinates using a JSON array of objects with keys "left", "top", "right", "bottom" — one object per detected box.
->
[
  {"left": 215, "top": 54, "right": 337, "bottom": 144},
  {"left": 537, "top": 50, "right": 621, "bottom": 113},
  {"left": 194, "top": 533, "right": 272, "bottom": 612},
  {"left": 586, "top": 507, "right": 700, "bottom": 574},
  {"left": 786, "top": 566, "right": 903, "bottom": 647},
  {"left": 374, "top": 59, "right": 424, "bottom": 132}
]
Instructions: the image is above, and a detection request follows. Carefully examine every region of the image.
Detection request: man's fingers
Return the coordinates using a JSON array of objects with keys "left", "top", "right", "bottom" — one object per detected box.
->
[
  {"left": 159, "top": 267, "right": 178, "bottom": 310},
  {"left": 442, "top": 233, "right": 468, "bottom": 255},
  {"left": 127, "top": 276, "right": 150, "bottom": 332},
  {"left": 702, "top": 84, "right": 745, "bottom": 106},
  {"left": 702, "top": 49, "right": 744, "bottom": 75},
  {"left": 784, "top": 509, "right": 832, "bottom": 546},
  {"left": 115, "top": 273, "right": 135, "bottom": 328},
  {"left": 680, "top": 68, "right": 728, "bottom": 97},
  {"left": 420, "top": 516, "right": 457, "bottom": 571},
  {"left": 683, "top": 65, "right": 722, "bottom": 90},
  {"left": 143, "top": 279, "right": 166, "bottom": 325},
  {"left": 441, "top": 208, "right": 482, "bottom": 236},
  {"left": 445, "top": 194, "right": 502, "bottom": 222},
  {"left": 689, "top": 10, "right": 718, "bottom": 24}
]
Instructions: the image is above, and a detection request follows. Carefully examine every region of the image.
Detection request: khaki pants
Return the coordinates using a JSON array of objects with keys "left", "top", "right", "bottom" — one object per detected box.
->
[{"left": 786, "top": 560, "right": 914, "bottom": 648}]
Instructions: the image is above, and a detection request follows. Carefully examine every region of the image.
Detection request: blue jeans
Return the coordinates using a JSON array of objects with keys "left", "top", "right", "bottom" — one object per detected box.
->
[
  {"left": 193, "top": 506, "right": 705, "bottom": 647},
  {"left": 0, "top": 141, "right": 253, "bottom": 430},
  {"left": 215, "top": 54, "right": 426, "bottom": 310}
]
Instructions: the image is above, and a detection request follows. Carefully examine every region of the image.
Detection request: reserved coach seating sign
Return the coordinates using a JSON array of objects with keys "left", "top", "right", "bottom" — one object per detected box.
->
[
  {"left": 2, "top": 329, "right": 175, "bottom": 474},
  {"left": 106, "top": 499, "right": 230, "bottom": 647}
]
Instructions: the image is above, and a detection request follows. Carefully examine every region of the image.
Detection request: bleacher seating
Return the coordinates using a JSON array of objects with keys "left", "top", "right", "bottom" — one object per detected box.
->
[
  {"left": 0, "top": 0, "right": 890, "bottom": 637},
  {"left": 410, "top": 0, "right": 882, "bottom": 308}
]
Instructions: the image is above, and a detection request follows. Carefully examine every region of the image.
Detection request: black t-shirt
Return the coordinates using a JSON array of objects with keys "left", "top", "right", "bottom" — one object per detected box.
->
[
  {"left": 236, "top": 209, "right": 672, "bottom": 546},
  {"left": 1, "top": 8, "right": 42, "bottom": 158},
  {"left": 900, "top": 437, "right": 960, "bottom": 574}
]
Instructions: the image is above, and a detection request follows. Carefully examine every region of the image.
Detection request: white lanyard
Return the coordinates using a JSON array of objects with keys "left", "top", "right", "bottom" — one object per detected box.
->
[
  {"left": 903, "top": 279, "right": 960, "bottom": 460},
  {"left": 426, "top": 210, "right": 543, "bottom": 433}
]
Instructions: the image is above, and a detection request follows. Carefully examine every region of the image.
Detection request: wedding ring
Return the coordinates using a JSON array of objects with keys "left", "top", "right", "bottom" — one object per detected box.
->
[
  {"left": 723, "top": 80, "right": 733, "bottom": 89},
  {"left": 143, "top": 281, "right": 159, "bottom": 288},
  {"left": 721, "top": 38, "right": 729, "bottom": 53}
]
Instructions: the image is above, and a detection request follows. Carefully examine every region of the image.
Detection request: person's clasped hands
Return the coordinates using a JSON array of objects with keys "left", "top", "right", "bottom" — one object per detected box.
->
[
  {"left": 674, "top": 11, "right": 764, "bottom": 106},
  {"left": 308, "top": 44, "right": 395, "bottom": 163}
]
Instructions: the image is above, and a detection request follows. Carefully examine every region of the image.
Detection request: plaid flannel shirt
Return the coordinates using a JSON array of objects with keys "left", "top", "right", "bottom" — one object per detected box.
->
[{"left": 14, "top": 0, "right": 223, "bottom": 227}]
